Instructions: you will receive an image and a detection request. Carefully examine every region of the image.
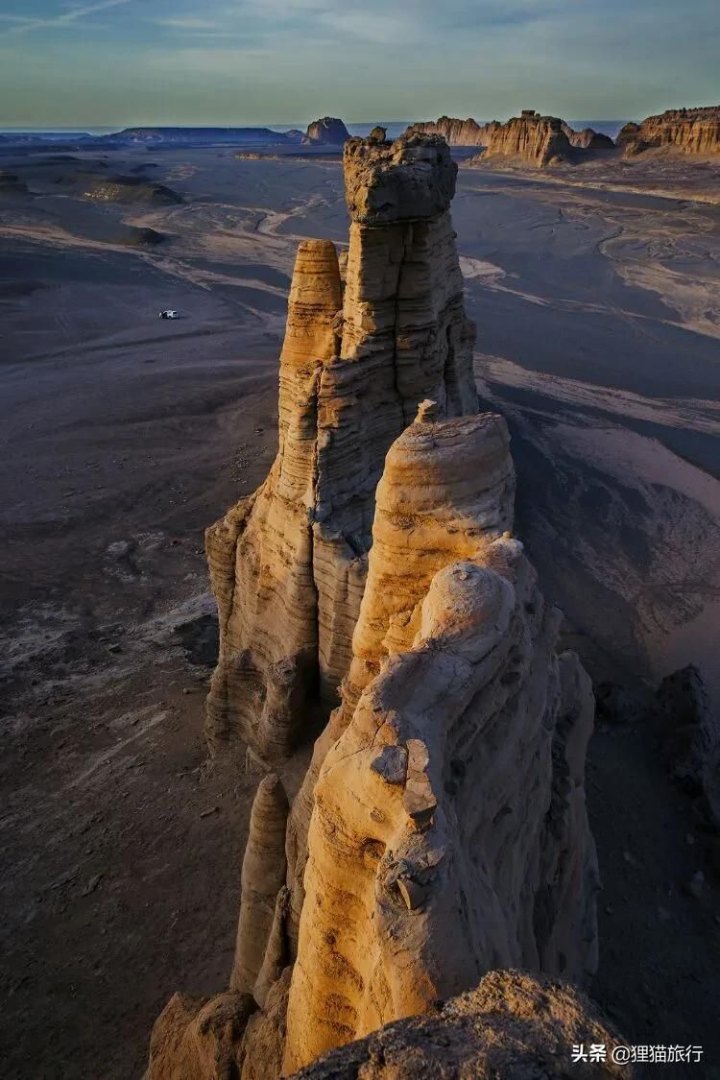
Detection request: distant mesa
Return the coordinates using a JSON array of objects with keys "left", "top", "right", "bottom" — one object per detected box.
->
[
  {"left": 0, "top": 131, "right": 93, "bottom": 146},
  {"left": 617, "top": 105, "right": 720, "bottom": 157},
  {"left": 303, "top": 116, "right": 351, "bottom": 145},
  {"left": 104, "top": 127, "right": 291, "bottom": 148},
  {"left": 408, "top": 110, "right": 615, "bottom": 166}
]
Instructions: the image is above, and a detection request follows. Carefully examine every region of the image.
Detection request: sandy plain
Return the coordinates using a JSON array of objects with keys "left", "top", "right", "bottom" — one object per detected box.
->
[{"left": 1, "top": 144, "right": 719, "bottom": 1078}]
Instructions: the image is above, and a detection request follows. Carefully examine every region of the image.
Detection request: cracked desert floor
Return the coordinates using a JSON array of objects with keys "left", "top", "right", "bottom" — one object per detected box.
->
[{"left": 1, "top": 147, "right": 719, "bottom": 1078}]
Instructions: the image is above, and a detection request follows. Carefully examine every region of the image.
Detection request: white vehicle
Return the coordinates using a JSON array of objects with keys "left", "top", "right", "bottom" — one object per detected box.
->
[{"left": 159, "top": 309, "right": 179, "bottom": 320}]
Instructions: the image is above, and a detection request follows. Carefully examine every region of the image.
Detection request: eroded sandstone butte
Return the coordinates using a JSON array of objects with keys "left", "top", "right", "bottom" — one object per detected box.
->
[
  {"left": 479, "top": 113, "right": 575, "bottom": 166},
  {"left": 409, "top": 115, "right": 487, "bottom": 146},
  {"left": 409, "top": 111, "right": 614, "bottom": 165},
  {"left": 618, "top": 106, "right": 720, "bottom": 157},
  {"left": 206, "top": 133, "right": 478, "bottom": 763},
  {"left": 147, "top": 133, "right": 599, "bottom": 1079},
  {"left": 303, "top": 117, "right": 351, "bottom": 145}
]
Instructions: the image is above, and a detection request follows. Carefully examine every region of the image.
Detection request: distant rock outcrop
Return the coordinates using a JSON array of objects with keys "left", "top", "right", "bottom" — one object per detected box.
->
[
  {"left": 148, "top": 133, "right": 599, "bottom": 1079},
  {"left": 479, "top": 112, "right": 576, "bottom": 166},
  {"left": 303, "top": 117, "right": 351, "bottom": 145},
  {"left": 617, "top": 106, "right": 720, "bottom": 156},
  {"left": 409, "top": 115, "right": 486, "bottom": 146},
  {"left": 409, "top": 111, "right": 615, "bottom": 165},
  {"left": 105, "top": 127, "right": 290, "bottom": 147},
  {"left": 562, "top": 123, "right": 615, "bottom": 151}
]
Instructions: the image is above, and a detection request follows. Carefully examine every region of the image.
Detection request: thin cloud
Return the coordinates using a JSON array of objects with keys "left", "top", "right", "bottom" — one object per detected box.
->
[
  {"left": 5, "top": 0, "right": 135, "bottom": 36},
  {"left": 149, "top": 17, "right": 226, "bottom": 32}
]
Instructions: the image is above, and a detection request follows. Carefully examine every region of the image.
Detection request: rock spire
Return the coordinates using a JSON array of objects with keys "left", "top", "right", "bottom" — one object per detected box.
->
[
  {"left": 146, "top": 132, "right": 598, "bottom": 1080},
  {"left": 206, "top": 133, "right": 478, "bottom": 763}
]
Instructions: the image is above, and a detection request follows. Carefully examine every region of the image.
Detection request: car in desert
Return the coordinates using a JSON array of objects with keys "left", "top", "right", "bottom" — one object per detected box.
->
[{"left": 158, "top": 309, "right": 178, "bottom": 319}]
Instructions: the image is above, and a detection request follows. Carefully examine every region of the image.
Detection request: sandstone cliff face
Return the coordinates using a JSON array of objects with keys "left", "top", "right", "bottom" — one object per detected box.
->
[
  {"left": 147, "top": 133, "right": 598, "bottom": 1080},
  {"left": 304, "top": 117, "right": 350, "bottom": 145},
  {"left": 206, "top": 134, "right": 478, "bottom": 762},
  {"left": 479, "top": 113, "right": 575, "bottom": 167},
  {"left": 282, "top": 427, "right": 597, "bottom": 1071},
  {"left": 409, "top": 115, "right": 486, "bottom": 146},
  {"left": 205, "top": 239, "right": 343, "bottom": 760},
  {"left": 410, "top": 113, "right": 615, "bottom": 165},
  {"left": 618, "top": 106, "right": 720, "bottom": 156}
]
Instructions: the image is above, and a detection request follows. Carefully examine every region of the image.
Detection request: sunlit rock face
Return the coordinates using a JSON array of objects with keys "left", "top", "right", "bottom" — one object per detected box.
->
[
  {"left": 282, "top": 415, "right": 597, "bottom": 1071},
  {"left": 146, "top": 132, "right": 598, "bottom": 1080},
  {"left": 206, "top": 133, "right": 478, "bottom": 764},
  {"left": 411, "top": 112, "right": 616, "bottom": 164},
  {"left": 618, "top": 106, "right": 720, "bottom": 156}
]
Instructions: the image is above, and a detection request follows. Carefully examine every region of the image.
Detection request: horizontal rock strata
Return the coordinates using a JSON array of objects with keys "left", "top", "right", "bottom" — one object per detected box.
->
[
  {"left": 409, "top": 111, "right": 615, "bottom": 164},
  {"left": 409, "top": 115, "right": 486, "bottom": 146},
  {"left": 479, "top": 113, "right": 576, "bottom": 166},
  {"left": 618, "top": 106, "right": 720, "bottom": 156}
]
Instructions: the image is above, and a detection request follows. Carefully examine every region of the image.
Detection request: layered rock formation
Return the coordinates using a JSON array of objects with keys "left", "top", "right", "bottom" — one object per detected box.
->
[
  {"left": 148, "top": 133, "right": 598, "bottom": 1079},
  {"left": 618, "top": 106, "right": 720, "bottom": 156},
  {"left": 148, "top": 971, "right": 630, "bottom": 1080},
  {"left": 284, "top": 518, "right": 600, "bottom": 1067},
  {"left": 206, "top": 133, "right": 478, "bottom": 762},
  {"left": 303, "top": 117, "right": 351, "bottom": 145},
  {"left": 409, "top": 111, "right": 614, "bottom": 165},
  {"left": 409, "top": 115, "right": 486, "bottom": 146},
  {"left": 479, "top": 113, "right": 576, "bottom": 167}
]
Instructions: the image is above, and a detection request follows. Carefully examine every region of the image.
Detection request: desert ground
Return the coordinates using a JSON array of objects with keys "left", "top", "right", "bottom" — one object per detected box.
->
[{"left": 1, "top": 144, "right": 719, "bottom": 1078}]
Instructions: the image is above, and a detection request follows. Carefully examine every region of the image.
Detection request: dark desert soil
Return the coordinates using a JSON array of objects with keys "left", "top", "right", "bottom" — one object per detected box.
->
[{"left": 0, "top": 146, "right": 718, "bottom": 1079}]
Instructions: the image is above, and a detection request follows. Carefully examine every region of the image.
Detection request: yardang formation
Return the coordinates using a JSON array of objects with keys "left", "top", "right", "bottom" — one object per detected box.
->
[
  {"left": 409, "top": 110, "right": 615, "bottom": 165},
  {"left": 147, "top": 133, "right": 602, "bottom": 1078}
]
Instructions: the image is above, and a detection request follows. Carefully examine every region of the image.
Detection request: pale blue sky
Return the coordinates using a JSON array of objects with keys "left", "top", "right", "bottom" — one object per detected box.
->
[{"left": 0, "top": 0, "right": 717, "bottom": 127}]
